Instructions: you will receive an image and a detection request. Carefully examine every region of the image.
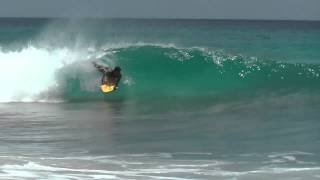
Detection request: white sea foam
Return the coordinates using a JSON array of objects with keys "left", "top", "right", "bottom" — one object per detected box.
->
[
  {"left": 1, "top": 152, "right": 320, "bottom": 180},
  {"left": 0, "top": 46, "right": 87, "bottom": 103},
  {"left": 268, "top": 151, "right": 314, "bottom": 158}
]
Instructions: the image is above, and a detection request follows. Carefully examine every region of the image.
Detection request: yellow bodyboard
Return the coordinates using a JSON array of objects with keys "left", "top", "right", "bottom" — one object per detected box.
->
[{"left": 100, "top": 84, "right": 115, "bottom": 93}]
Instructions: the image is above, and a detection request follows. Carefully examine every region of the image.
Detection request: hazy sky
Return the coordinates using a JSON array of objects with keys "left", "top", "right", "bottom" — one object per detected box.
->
[{"left": 0, "top": 0, "right": 319, "bottom": 20}]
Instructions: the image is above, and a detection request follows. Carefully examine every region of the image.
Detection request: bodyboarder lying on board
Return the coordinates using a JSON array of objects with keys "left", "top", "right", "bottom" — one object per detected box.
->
[{"left": 93, "top": 62, "right": 122, "bottom": 90}]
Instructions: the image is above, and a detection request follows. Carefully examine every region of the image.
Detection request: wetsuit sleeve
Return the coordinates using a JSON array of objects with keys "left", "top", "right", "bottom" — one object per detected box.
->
[
  {"left": 115, "top": 74, "right": 122, "bottom": 88},
  {"left": 93, "top": 62, "right": 111, "bottom": 73}
]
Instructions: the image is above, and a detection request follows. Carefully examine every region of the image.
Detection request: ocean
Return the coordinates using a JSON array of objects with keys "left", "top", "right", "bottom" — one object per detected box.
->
[{"left": 0, "top": 18, "right": 320, "bottom": 179}]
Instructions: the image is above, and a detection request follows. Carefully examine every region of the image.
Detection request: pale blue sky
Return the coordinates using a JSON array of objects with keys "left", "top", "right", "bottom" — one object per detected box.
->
[{"left": 0, "top": 0, "right": 319, "bottom": 20}]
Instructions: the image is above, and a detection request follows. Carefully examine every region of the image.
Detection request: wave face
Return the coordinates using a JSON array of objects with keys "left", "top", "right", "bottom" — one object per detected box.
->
[{"left": 55, "top": 45, "right": 320, "bottom": 101}]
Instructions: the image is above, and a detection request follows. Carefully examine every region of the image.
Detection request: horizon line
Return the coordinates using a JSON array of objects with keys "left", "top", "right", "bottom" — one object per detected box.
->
[{"left": 0, "top": 16, "right": 319, "bottom": 22}]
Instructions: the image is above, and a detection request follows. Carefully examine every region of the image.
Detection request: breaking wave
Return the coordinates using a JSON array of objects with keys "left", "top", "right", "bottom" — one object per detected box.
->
[{"left": 0, "top": 44, "right": 319, "bottom": 102}]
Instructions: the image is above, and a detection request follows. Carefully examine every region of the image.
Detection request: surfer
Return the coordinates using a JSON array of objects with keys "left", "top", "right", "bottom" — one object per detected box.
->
[{"left": 93, "top": 62, "right": 122, "bottom": 90}]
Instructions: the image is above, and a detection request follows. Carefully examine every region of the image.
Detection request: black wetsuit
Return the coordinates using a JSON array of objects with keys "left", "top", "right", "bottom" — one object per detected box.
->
[{"left": 93, "top": 62, "right": 122, "bottom": 88}]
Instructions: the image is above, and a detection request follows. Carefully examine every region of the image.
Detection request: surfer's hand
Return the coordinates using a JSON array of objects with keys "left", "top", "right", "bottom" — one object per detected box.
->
[
  {"left": 114, "top": 86, "right": 118, "bottom": 90},
  {"left": 92, "top": 62, "right": 98, "bottom": 67}
]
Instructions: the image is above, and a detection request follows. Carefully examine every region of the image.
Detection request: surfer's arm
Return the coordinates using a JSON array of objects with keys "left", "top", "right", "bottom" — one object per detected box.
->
[
  {"left": 115, "top": 82, "right": 119, "bottom": 89},
  {"left": 93, "top": 62, "right": 111, "bottom": 73},
  {"left": 114, "top": 75, "right": 122, "bottom": 90}
]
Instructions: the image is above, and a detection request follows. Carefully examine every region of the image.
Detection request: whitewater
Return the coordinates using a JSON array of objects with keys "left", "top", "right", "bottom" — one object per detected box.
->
[{"left": 0, "top": 18, "right": 320, "bottom": 179}]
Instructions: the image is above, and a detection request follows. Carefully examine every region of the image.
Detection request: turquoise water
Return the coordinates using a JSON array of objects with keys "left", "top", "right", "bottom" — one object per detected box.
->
[{"left": 0, "top": 18, "right": 320, "bottom": 179}]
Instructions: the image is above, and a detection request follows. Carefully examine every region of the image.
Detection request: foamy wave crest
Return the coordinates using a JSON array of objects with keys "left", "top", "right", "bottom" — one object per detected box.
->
[{"left": 0, "top": 46, "right": 89, "bottom": 103}]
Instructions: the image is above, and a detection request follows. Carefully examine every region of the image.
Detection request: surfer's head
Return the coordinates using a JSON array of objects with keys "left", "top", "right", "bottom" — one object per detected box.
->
[{"left": 114, "top": 66, "right": 121, "bottom": 72}]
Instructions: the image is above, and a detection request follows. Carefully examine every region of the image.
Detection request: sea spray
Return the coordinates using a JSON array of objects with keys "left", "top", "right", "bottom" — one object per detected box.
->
[{"left": 0, "top": 46, "right": 85, "bottom": 102}]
